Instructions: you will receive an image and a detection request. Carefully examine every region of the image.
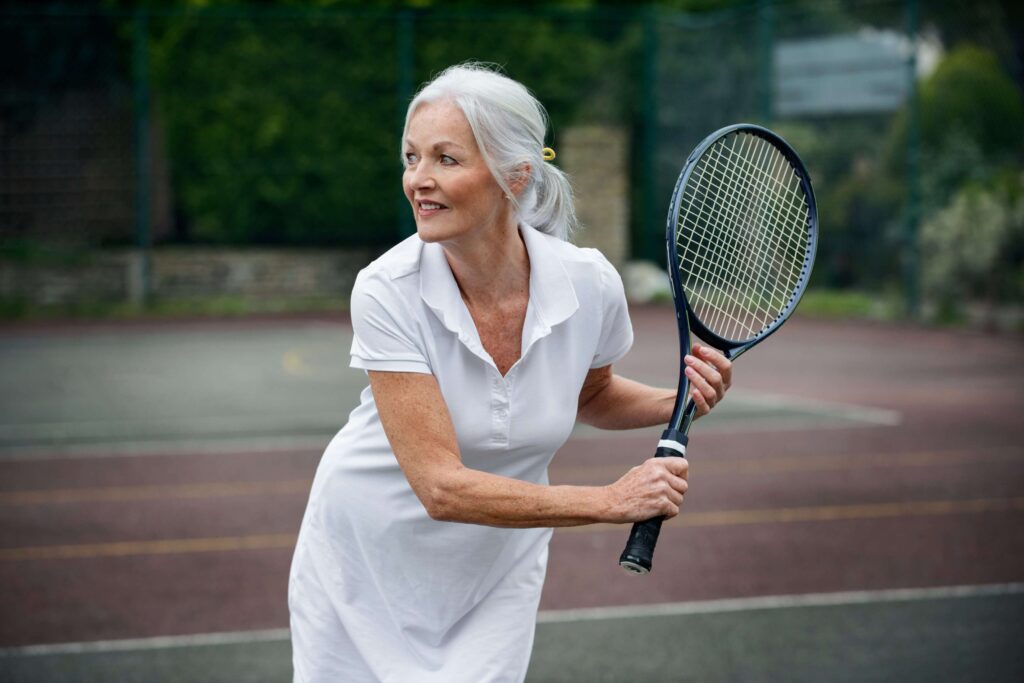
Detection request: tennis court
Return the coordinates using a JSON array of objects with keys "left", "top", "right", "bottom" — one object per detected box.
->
[{"left": 1, "top": 308, "right": 1022, "bottom": 681}]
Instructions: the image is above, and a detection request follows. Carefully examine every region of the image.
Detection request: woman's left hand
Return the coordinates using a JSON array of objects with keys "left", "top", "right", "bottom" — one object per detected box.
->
[{"left": 684, "top": 342, "right": 732, "bottom": 418}]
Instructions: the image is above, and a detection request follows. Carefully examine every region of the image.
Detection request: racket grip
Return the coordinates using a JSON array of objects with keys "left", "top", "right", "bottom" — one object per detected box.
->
[{"left": 618, "top": 432, "right": 687, "bottom": 575}]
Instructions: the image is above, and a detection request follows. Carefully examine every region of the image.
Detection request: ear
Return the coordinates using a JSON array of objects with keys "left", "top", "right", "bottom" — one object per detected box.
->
[{"left": 506, "top": 163, "right": 531, "bottom": 198}]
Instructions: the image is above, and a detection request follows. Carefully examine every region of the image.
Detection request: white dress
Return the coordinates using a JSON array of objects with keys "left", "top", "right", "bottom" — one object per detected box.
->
[{"left": 288, "top": 224, "right": 633, "bottom": 683}]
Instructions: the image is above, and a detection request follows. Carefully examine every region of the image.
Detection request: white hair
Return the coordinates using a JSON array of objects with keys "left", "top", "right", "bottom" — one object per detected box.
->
[{"left": 402, "top": 63, "right": 578, "bottom": 240}]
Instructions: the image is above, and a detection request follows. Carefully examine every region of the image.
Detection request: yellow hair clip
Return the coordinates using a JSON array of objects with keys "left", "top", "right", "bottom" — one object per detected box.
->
[{"left": 542, "top": 147, "right": 556, "bottom": 161}]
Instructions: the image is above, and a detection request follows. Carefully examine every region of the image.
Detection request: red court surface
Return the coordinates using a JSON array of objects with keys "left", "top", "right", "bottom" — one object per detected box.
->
[{"left": 0, "top": 309, "right": 1022, "bottom": 648}]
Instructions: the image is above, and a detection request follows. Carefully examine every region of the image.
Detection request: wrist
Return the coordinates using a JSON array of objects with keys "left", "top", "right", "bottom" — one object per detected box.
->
[{"left": 591, "top": 485, "right": 622, "bottom": 524}]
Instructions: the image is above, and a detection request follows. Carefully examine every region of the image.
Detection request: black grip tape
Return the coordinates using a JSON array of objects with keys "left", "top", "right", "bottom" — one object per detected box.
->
[{"left": 618, "top": 440, "right": 687, "bottom": 574}]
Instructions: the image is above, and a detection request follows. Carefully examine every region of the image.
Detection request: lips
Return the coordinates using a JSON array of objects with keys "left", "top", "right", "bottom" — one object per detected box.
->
[{"left": 416, "top": 199, "right": 448, "bottom": 216}]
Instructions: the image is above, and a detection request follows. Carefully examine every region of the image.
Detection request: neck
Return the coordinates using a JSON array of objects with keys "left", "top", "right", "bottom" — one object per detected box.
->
[{"left": 442, "top": 221, "right": 530, "bottom": 308}]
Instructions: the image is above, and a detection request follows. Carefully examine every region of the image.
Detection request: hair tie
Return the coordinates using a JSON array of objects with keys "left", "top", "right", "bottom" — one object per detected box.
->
[{"left": 542, "top": 147, "right": 556, "bottom": 162}]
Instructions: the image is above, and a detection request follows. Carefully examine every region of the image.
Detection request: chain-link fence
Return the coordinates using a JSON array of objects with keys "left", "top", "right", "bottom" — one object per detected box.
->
[{"left": 2, "top": 1, "right": 1021, "bottom": 315}]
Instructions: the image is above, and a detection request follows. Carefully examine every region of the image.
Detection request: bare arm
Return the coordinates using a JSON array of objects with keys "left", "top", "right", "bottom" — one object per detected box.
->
[
  {"left": 368, "top": 370, "right": 688, "bottom": 528},
  {"left": 577, "top": 342, "right": 733, "bottom": 429}
]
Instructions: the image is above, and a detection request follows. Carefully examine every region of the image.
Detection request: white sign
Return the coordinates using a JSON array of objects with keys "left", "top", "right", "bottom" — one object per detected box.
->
[{"left": 774, "top": 30, "right": 915, "bottom": 117}]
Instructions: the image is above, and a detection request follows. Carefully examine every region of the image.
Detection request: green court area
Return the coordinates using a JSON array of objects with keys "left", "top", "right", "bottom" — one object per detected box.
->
[
  {"left": 3, "top": 587, "right": 1021, "bottom": 683},
  {"left": 0, "top": 324, "right": 891, "bottom": 456}
]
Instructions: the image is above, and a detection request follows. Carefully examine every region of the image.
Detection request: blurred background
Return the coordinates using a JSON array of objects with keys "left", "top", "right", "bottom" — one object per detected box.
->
[
  {"left": 1, "top": 0, "right": 1021, "bottom": 325},
  {"left": 1, "top": 1, "right": 1023, "bottom": 682}
]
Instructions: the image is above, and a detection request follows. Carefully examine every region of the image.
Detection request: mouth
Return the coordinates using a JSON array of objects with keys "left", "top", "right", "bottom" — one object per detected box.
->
[{"left": 415, "top": 199, "right": 448, "bottom": 217}]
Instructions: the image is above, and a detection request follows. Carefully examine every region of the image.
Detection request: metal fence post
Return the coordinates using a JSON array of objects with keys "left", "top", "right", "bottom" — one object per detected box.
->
[
  {"left": 758, "top": 0, "right": 775, "bottom": 125},
  {"left": 640, "top": 6, "right": 660, "bottom": 262},
  {"left": 132, "top": 8, "right": 152, "bottom": 304},
  {"left": 397, "top": 9, "right": 415, "bottom": 240},
  {"left": 904, "top": 0, "right": 921, "bottom": 317}
]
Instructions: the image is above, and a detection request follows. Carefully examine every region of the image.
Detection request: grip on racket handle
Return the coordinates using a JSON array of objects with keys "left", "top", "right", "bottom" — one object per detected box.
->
[{"left": 619, "top": 432, "right": 687, "bottom": 575}]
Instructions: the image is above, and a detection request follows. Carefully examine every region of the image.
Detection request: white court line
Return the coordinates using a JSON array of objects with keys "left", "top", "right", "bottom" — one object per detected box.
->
[
  {"left": 0, "top": 391, "right": 898, "bottom": 461},
  {"left": 2, "top": 583, "right": 1020, "bottom": 657},
  {"left": 536, "top": 582, "right": 1024, "bottom": 623},
  {"left": 571, "top": 389, "right": 901, "bottom": 441},
  {"left": 0, "top": 435, "right": 333, "bottom": 462}
]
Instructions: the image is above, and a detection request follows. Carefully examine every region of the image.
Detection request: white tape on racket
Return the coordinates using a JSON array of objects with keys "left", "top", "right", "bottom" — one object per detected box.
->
[{"left": 657, "top": 440, "right": 687, "bottom": 456}]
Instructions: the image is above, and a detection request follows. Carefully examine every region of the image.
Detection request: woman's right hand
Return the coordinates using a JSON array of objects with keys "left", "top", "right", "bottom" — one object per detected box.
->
[{"left": 605, "top": 457, "right": 689, "bottom": 523}]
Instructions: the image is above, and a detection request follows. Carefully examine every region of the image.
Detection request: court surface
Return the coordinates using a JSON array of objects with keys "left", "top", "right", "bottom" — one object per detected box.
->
[{"left": 1, "top": 307, "right": 1022, "bottom": 681}]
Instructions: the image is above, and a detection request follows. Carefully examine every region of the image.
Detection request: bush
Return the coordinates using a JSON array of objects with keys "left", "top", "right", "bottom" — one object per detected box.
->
[{"left": 920, "top": 173, "right": 1024, "bottom": 315}]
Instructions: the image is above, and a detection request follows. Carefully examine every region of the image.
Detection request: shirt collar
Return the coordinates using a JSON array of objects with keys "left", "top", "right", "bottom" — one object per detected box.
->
[{"left": 418, "top": 223, "right": 579, "bottom": 350}]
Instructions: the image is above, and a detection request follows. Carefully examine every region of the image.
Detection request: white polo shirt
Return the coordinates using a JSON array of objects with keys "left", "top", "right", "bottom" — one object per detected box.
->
[{"left": 289, "top": 224, "right": 633, "bottom": 683}]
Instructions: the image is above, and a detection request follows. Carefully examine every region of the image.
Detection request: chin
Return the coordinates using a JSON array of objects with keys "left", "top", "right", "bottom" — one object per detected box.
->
[{"left": 415, "top": 220, "right": 467, "bottom": 244}]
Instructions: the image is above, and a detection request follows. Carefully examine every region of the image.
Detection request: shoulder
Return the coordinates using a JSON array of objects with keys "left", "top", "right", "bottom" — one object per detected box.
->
[
  {"left": 353, "top": 234, "right": 424, "bottom": 298},
  {"left": 530, "top": 227, "right": 620, "bottom": 285}
]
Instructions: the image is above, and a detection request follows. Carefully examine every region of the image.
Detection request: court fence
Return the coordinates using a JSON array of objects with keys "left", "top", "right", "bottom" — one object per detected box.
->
[{"left": 1, "top": 1, "right": 1021, "bottom": 319}]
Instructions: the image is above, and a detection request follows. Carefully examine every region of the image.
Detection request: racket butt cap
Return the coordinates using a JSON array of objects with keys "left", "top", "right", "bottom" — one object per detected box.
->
[{"left": 619, "top": 558, "right": 651, "bottom": 575}]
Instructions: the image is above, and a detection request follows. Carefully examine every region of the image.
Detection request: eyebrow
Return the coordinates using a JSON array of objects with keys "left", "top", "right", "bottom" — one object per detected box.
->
[{"left": 403, "top": 139, "right": 467, "bottom": 152}]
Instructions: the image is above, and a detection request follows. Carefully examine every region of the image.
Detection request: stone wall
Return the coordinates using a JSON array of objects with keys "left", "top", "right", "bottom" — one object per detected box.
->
[{"left": 0, "top": 248, "right": 378, "bottom": 306}]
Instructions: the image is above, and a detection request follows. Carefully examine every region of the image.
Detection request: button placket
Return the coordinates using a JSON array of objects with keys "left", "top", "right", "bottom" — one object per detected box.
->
[{"left": 490, "top": 368, "right": 511, "bottom": 445}]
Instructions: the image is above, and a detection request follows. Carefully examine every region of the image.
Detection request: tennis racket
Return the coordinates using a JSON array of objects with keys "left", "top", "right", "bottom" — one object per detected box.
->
[{"left": 618, "top": 123, "right": 818, "bottom": 575}]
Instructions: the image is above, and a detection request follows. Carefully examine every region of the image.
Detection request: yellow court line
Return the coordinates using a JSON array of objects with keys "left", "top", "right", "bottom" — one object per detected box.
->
[
  {"left": 551, "top": 446, "right": 1022, "bottom": 482},
  {"left": 557, "top": 496, "right": 1024, "bottom": 534},
  {"left": 281, "top": 349, "right": 312, "bottom": 377},
  {"left": 0, "top": 534, "right": 297, "bottom": 561},
  {"left": 0, "top": 480, "right": 310, "bottom": 506},
  {"left": 2, "top": 446, "right": 1019, "bottom": 507},
  {"left": 2, "top": 497, "right": 1023, "bottom": 561}
]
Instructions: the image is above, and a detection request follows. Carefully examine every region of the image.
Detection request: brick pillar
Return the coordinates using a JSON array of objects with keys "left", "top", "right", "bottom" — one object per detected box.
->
[{"left": 559, "top": 125, "right": 629, "bottom": 268}]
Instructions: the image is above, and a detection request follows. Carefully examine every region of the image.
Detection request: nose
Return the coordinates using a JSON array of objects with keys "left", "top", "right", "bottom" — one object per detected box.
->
[{"left": 405, "top": 163, "right": 435, "bottom": 191}]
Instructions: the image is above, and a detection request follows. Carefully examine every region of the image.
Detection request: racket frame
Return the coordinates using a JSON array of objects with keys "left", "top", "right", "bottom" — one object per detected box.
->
[
  {"left": 664, "top": 123, "right": 818, "bottom": 434},
  {"left": 619, "top": 123, "right": 818, "bottom": 574}
]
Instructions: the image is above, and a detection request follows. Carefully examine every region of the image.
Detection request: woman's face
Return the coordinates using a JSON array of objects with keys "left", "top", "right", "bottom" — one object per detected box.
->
[{"left": 402, "top": 100, "right": 511, "bottom": 244}]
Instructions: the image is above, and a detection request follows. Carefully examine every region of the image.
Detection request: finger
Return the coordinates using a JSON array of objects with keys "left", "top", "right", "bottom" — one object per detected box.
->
[
  {"left": 685, "top": 365, "right": 719, "bottom": 407},
  {"left": 695, "top": 343, "right": 732, "bottom": 388},
  {"left": 668, "top": 473, "right": 688, "bottom": 494},
  {"left": 652, "top": 456, "right": 689, "bottom": 479},
  {"left": 685, "top": 353, "right": 724, "bottom": 393},
  {"left": 663, "top": 457, "right": 689, "bottom": 478},
  {"left": 690, "top": 387, "right": 710, "bottom": 416}
]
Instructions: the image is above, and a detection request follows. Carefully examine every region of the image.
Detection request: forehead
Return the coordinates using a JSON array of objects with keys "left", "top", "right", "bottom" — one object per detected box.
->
[{"left": 405, "top": 100, "right": 476, "bottom": 148}]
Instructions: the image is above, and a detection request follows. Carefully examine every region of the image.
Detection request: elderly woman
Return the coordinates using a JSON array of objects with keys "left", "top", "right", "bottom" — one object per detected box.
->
[{"left": 288, "top": 63, "right": 732, "bottom": 683}]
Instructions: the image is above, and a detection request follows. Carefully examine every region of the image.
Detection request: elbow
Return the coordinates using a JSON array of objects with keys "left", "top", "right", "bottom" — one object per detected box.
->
[
  {"left": 422, "top": 488, "right": 454, "bottom": 521},
  {"left": 418, "top": 474, "right": 463, "bottom": 522}
]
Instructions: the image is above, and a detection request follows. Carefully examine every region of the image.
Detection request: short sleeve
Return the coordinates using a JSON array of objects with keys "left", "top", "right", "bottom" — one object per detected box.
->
[
  {"left": 349, "top": 270, "right": 432, "bottom": 374},
  {"left": 591, "top": 255, "right": 634, "bottom": 368}
]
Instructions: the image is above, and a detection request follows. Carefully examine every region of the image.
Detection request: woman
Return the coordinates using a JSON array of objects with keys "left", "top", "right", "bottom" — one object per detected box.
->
[{"left": 288, "top": 63, "right": 732, "bottom": 683}]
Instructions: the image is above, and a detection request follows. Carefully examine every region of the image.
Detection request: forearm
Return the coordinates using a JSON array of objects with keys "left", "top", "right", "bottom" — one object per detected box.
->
[
  {"left": 578, "top": 374, "right": 676, "bottom": 430},
  {"left": 422, "top": 464, "right": 616, "bottom": 528}
]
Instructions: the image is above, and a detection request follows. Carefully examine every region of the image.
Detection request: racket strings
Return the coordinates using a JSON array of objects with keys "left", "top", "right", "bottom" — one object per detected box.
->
[
  {"left": 681, "top": 160, "right": 802, "bottom": 340},
  {"left": 710, "top": 138, "right": 808, "bottom": 326},
  {"left": 679, "top": 146, "right": 790, "bottom": 338},
  {"left": 689, "top": 138, "right": 794, "bottom": 333},
  {"left": 677, "top": 132, "right": 810, "bottom": 341}
]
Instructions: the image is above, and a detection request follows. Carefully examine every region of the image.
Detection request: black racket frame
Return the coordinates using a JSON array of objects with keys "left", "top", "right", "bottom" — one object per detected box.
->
[{"left": 618, "top": 123, "right": 818, "bottom": 575}]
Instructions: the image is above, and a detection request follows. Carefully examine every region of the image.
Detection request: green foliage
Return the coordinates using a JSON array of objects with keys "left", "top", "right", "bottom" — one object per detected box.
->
[
  {"left": 797, "top": 288, "right": 900, "bottom": 320},
  {"left": 150, "top": 11, "right": 403, "bottom": 246},
  {"left": 148, "top": 6, "right": 631, "bottom": 246},
  {"left": 919, "top": 173, "right": 1024, "bottom": 312},
  {"left": 887, "top": 44, "right": 1024, "bottom": 214},
  {"left": 919, "top": 45, "right": 1024, "bottom": 164}
]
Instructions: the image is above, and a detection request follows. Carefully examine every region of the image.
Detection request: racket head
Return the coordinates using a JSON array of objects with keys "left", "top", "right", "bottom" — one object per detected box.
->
[{"left": 665, "top": 124, "right": 818, "bottom": 355}]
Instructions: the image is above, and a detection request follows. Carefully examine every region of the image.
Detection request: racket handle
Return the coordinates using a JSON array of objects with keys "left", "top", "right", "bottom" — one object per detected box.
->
[{"left": 618, "top": 433, "right": 688, "bottom": 575}]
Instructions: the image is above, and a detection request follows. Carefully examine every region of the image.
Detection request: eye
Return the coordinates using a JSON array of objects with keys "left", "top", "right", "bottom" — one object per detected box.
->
[
  {"left": 403, "top": 152, "right": 418, "bottom": 166},
  {"left": 440, "top": 154, "right": 458, "bottom": 166}
]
